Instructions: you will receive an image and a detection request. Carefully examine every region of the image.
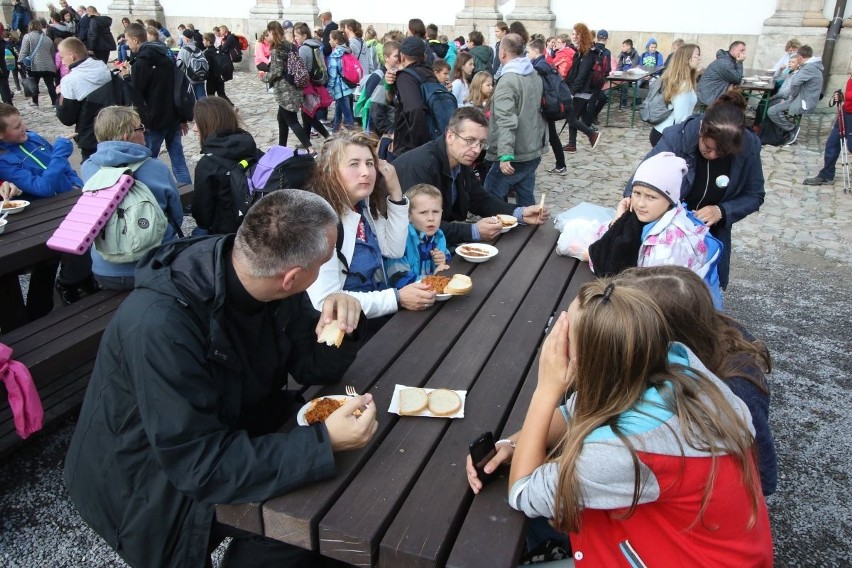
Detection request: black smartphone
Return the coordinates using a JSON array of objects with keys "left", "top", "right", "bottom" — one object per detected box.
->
[{"left": 469, "top": 431, "right": 497, "bottom": 484}]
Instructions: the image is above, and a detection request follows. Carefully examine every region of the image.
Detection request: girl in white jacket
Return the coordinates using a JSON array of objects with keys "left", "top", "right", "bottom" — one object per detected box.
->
[{"left": 307, "top": 130, "right": 437, "bottom": 325}]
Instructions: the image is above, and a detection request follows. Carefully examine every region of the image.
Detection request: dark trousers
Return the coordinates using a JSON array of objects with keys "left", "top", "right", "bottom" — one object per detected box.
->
[
  {"left": 584, "top": 89, "right": 607, "bottom": 124},
  {"left": 206, "top": 78, "right": 232, "bottom": 104},
  {"left": 92, "top": 50, "right": 109, "bottom": 63},
  {"left": 568, "top": 97, "right": 594, "bottom": 145},
  {"left": 0, "top": 260, "right": 58, "bottom": 333},
  {"left": 207, "top": 521, "right": 350, "bottom": 568},
  {"left": 29, "top": 71, "right": 58, "bottom": 105},
  {"left": 649, "top": 127, "right": 663, "bottom": 147},
  {"left": 0, "top": 73, "right": 12, "bottom": 104},
  {"left": 547, "top": 120, "right": 566, "bottom": 169},
  {"left": 278, "top": 107, "right": 312, "bottom": 149},
  {"left": 818, "top": 112, "right": 852, "bottom": 180},
  {"left": 301, "top": 110, "right": 329, "bottom": 139}
]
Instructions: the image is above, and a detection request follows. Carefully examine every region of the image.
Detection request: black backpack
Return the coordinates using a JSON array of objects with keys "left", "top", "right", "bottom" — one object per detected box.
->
[
  {"left": 537, "top": 65, "right": 573, "bottom": 122},
  {"left": 172, "top": 65, "right": 196, "bottom": 122},
  {"left": 206, "top": 147, "right": 316, "bottom": 229},
  {"left": 89, "top": 71, "right": 149, "bottom": 125},
  {"left": 214, "top": 47, "right": 234, "bottom": 82},
  {"left": 399, "top": 68, "right": 457, "bottom": 141},
  {"left": 589, "top": 48, "right": 611, "bottom": 90}
]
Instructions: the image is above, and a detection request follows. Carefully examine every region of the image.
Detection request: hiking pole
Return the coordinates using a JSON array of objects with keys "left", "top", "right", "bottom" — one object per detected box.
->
[{"left": 830, "top": 90, "right": 850, "bottom": 194}]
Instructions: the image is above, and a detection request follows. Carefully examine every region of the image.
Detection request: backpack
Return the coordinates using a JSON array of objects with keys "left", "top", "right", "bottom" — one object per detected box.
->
[
  {"left": 639, "top": 79, "right": 673, "bottom": 125},
  {"left": 214, "top": 47, "right": 234, "bottom": 81},
  {"left": 308, "top": 44, "right": 328, "bottom": 85},
  {"left": 5, "top": 47, "right": 16, "bottom": 71},
  {"left": 537, "top": 65, "right": 573, "bottom": 122},
  {"left": 87, "top": 160, "right": 168, "bottom": 264},
  {"left": 179, "top": 45, "right": 209, "bottom": 82},
  {"left": 353, "top": 69, "right": 385, "bottom": 128},
  {"left": 237, "top": 35, "right": 249, "bottom": 51},
  {"left": 88, "top": 71, "right": 149, "bottom": 126},
  {"left": 340, "top": 52, "right": 363, "bottom": 88},
  {"left": 589, "top": 49, "right": 611, "bottom": 90},
  {"left": 173, "top": 65, "right": 196, "bottom": 122},
  {"left": 399, "top": 68, "right": 457, "bottom": 141},
  {"left": 282, "top": 47, "right": 309, "bottom": 88},
  {"left": 208, "top": 147, "right": 316, "bottom": 227},
  {"left": 227, "top": 34, "right": 243, "bottom": 63}
]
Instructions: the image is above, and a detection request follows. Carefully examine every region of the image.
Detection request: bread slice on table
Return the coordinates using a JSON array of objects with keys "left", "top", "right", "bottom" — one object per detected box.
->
[
  {"left": 317, "top": 320, "right": 344, "bottom": 348},
  {"left": 427, "top": 388, "right": 462, "bottom": 416},
  {"left": 497, "top": 214, "right": 516, "bottom": 227},
  {"left": 399, "top": 387, "right": 429, "bottom": 415},
  {"left": 445, "top": 274, "right": 472, "bottom": 296}
]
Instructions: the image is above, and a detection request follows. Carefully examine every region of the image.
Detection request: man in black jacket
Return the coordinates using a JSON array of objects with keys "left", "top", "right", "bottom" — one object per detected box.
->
[
  {"left": 65, "top": 189, "right": 376, "bottom": 568},
  {"left": 122, "top": 23, "right": 192, "bottom": 186},
  {"left": 84, "top": 7, "right": 115, "bottom": 63},
  {"left": 394, "top": 107, "right": 549, "bottom": 244}
]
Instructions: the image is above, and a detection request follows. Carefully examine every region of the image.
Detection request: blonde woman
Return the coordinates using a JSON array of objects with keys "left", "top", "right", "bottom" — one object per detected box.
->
[{"left": 649, "top": 43, "right": 701, "bottom": 146}]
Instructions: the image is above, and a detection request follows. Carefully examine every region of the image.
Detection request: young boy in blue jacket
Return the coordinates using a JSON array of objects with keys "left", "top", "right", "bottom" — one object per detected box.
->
[{"left": 385, "top": 184, "right": 451, "bottom": 288}]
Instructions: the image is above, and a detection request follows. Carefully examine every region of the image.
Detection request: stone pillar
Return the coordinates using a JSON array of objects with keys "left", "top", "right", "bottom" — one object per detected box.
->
[
  {"left": 1, "top": 1, "right": 14, "bottom": 33},
  {"left": 132, "top": 0, "right": 165, "bottom": 24},
  {"left": 455, "top": 0, "right": 503, "bottom": 41},
  {"left": 249, "top": 0, "right": 283, "bottom": 46},
  {"left": 107, "top": 0, "right": 134, "bottom": 36},
  {"left": 506, "top": 0, "right": 556, "bottom": 38}
]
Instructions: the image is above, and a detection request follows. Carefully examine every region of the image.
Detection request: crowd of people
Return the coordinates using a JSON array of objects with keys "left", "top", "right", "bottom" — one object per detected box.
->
[{"left": 2, "top": 8, "right": 825, "bottom": 567}]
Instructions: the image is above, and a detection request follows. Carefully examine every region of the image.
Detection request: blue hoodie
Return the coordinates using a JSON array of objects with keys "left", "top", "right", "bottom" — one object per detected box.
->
[
  {"left": 82, "top": 141, "right": 183, "bottom": 278},
  {"left": 0, "top": 133, "right": 83, "bottom": 198}
]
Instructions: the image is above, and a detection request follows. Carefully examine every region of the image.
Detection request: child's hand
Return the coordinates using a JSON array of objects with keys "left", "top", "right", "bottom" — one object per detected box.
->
[
  {"left": 537, "top": 311, "right": 575, "bottom": 400},
  {"left": 615, "top": 197, "right": 631, "bottom": 219},
  {"left": 431, "top": 249, "right": 447, "bottom": 268}
]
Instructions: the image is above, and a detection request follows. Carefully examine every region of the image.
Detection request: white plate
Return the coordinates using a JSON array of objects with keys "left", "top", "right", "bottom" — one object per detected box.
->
[
  {"left": 456, "top": 243, "right": 498, "bottom": 263},
  {"left": 417, "top": 276, "right": 453, "bottom": 302},
  {"left": 297, "top": 395, "right": 350, "bottom": 426},
  {"left": 500, "top": 221, "right": 519, "bottom": 233},
  {"left": 751, "top": 81, "right": 769, "bottom": 86},
  {"left": 0, "top": 218, "right": 7, "bottom": 235},
  {"left": 2, "top": 200, "right": 30, "bottom": 214}
]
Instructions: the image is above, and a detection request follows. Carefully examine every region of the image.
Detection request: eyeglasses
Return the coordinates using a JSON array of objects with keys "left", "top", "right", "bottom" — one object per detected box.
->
[
  {"left": 134, "top": 124, "right": 146, "bottom": 132},
  {"left": 452, "top": 131, "right": 488, "bottom": 150}
]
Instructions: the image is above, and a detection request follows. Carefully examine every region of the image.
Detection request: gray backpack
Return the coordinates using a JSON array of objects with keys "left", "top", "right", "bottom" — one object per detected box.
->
[
  {"left": 84, "top": 160, "right": 168, "bottom": 263},
  {"left": 639, "top": 79, "right": 673, "bottom": 125}
]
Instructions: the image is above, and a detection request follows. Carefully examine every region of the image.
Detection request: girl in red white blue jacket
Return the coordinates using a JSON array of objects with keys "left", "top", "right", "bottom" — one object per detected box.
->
[{"left": 503, "top": 280, "right": 773, "bottom": 567}]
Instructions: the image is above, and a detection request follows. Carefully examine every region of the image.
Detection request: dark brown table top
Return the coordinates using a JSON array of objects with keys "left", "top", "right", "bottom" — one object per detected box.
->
[{"left": 216, "top": 224, "right": 596, "bottom": 567}]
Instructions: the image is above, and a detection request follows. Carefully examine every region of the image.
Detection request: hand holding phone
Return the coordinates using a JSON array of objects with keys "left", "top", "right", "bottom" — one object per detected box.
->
[{"left": 469, "top": 431, "right": 497, "bottom": 485}]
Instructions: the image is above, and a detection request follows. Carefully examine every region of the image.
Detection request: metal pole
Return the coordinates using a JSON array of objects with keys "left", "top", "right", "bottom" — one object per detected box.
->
[{"left": 822, "top": 0, "right": 849, "bottom": 96}]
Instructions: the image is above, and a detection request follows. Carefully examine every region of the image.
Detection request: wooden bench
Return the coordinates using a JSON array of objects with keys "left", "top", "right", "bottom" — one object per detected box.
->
[{"left": 0, "top": 289, "right": 129, "bottom": 458}]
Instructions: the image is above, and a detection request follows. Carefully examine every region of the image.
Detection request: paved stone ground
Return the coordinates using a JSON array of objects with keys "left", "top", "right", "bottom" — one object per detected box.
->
[{"left": 0, "top": 71, "right": 850, "bottom": 566}]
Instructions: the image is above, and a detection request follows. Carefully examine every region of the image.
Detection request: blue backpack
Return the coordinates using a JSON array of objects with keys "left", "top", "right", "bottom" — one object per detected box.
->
[{"left": 400, "top": 68, "right": 457, "bottom": 141}]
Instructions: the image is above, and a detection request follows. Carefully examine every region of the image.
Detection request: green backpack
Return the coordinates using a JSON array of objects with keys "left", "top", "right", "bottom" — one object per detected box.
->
[{"left": 84, "top": 160, "right": 168, "bottom": 263}]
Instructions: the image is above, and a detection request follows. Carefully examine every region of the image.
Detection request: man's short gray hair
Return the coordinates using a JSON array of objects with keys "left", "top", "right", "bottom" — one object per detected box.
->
[{"left": 234, "top": 190, "right": 337, "bottom": 278}]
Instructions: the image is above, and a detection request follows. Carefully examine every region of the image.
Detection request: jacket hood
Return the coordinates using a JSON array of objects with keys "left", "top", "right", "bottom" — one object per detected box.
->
[
  {"left": 501, "top": 56, "right": 534, "bottom": 76},
  {"left": 136, "top": 41, "right": 172, "bottom": 62},
  {"left": 201, "top": 129, "right": 259, "bottom": 161},
  {"left": 88, "top": 141, "right": 152, "bottom": 167},
  {"left": 716, "top": 48, "right": 729, "bottom": 60},
  {"left": 303, "top": 38, "right": 322, "bottom": 49},
  {"left": 135, "top": 235, "right": 229, "bottom": 308},
  {"left": 803, "top": 56, "right": 824, "bottom": 71}
]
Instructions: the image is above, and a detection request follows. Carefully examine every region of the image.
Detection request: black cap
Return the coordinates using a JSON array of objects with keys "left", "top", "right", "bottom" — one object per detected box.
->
[{"left": 400, "top": 36, "right": 426, "bottom": 58}]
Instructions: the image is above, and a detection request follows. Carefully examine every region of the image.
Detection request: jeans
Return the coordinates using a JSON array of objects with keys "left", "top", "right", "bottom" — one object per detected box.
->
[
  {"left": 29, "top": 71, "right": 58, "bottom": 105},
  {"left": 818, "top": 112, "right": 852, "bottom": 180},
  {"left": 192, "top": 82, "right": 207, "bottom": 102},
  {"left": 118, "top": 43, "right": 130, "bottom": 62},
  {"left": 0, "top": 73, "right": 11, "bottom": 104},
  {"left": 95, "top": 274, "right": 135, "bottom": 290},
  {"left": 145, "top": 127, "right": 192, "bottom": 185},
  {"left": 484, "top": 158, "right": 541, "bottom": 207},
  {"left": 332, "top": 95, "right": 353, "bottom": 131}
]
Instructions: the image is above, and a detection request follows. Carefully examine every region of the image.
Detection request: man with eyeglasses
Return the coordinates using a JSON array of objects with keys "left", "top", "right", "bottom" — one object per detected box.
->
[
  {"left": 395, "top": 106, "right": 549, "bottom": 245},
  {"left": 483, "top": 33, "right": 548, "bottom": 207}
]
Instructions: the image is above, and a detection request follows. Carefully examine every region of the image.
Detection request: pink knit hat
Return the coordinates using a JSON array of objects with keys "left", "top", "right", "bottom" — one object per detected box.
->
[{"left": 632, "top": 152, "right": 687, "bottom": 204}]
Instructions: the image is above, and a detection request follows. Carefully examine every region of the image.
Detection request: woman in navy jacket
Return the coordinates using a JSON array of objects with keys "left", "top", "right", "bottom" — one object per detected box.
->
[{"left": 624, "top": 92, "right": 764, "bottom": 289}]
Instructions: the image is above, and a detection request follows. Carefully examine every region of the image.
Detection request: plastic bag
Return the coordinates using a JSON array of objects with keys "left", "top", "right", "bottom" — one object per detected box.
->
[{"left": 555, "top": 202, "right": 615, "bottom": 260}]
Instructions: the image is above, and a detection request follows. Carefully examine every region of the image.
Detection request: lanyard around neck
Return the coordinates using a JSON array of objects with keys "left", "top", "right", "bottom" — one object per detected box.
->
[{"left": 19, "top": 144, "right": 47, "bottom": 169}]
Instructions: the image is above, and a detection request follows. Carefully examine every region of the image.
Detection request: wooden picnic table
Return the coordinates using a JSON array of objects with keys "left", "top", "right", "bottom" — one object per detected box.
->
[
  {"left": 216, "top": 223, "right": 596, "bottom": 567},
  {"left": 740, "top": 69, "right": 776, "bottom": 122},
  {"left": 604, "top": 65, "right": 665, "bottom": 127}
]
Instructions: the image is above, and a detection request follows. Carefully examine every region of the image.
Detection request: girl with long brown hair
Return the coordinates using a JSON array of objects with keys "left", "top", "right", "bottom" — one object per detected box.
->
[
  {"left": 450, "top": 51, "right": 474, "bottom": 107},
  {"left": 306, "top": 130, "right": 437, "bottom": 326},
  {"left": 469, "top": 279, "right": 773, "bottom": 565},
  {"left": 563, "top": 23, "right": 600, "bottom": 154}
]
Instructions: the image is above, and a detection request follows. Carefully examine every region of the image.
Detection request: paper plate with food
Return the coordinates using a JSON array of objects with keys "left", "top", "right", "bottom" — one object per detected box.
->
[
  {"left": 497, "top": 214, "right": 518, "bottom": 233},
  {"left": 389, "top": 385, "right": 467, "bottom": 419},
  {"left": 420, "top": 273, "right": 473, "bottom": 300},
  {"left": 297, "top": 395, "right": 354, "bottom": 426},
  {"left": 1, "top": 200, "right": 30, "bottom": 214},
  {"left": 456, "top": 243, "right": 498, "bottom": 263}
]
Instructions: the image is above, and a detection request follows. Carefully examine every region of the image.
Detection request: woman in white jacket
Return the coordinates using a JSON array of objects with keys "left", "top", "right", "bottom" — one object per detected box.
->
[
  {"left": 308, "top": 130, "right": 436, "bottom": 328},
  {"left": 650, "top": 44, "right": 701, "bottom": 147}
]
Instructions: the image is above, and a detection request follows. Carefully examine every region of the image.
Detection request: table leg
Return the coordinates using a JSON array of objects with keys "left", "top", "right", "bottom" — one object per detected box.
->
[
  {"left": 0, "top": 273, "right": 28, "bottom": 333},
  {"left": 605, "top": 82, "right": 613, "bottom": 127},
  {"left": 631, "top": 81, "right": 638, "bottom": 127}
]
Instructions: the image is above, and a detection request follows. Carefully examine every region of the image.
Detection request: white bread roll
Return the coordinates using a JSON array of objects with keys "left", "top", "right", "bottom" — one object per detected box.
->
[
  {"left": 317, "top": 320, "right": 344, "bottom": 348},
  {"left": 445, "top": 274, "right": 472, "bottom": 296},
  {"left": 427, "top": 389, "right": 462, "bottom": 416},
  {"left": 399, "top": 387, "right": 429, "bottom": 415}
]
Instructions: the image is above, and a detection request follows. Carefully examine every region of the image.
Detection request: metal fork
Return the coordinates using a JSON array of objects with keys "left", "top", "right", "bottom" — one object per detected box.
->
[{"left": 345, "top": 385, "right": 358, "bottom": 397}]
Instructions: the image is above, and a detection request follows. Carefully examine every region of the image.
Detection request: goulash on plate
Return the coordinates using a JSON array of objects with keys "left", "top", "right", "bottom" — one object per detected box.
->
[
  {"left": 422, "top": 275, "right": 451, "bottom": 293},
  {"left": 304, "top": 397, "right": 344, "bottom": 425}
]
